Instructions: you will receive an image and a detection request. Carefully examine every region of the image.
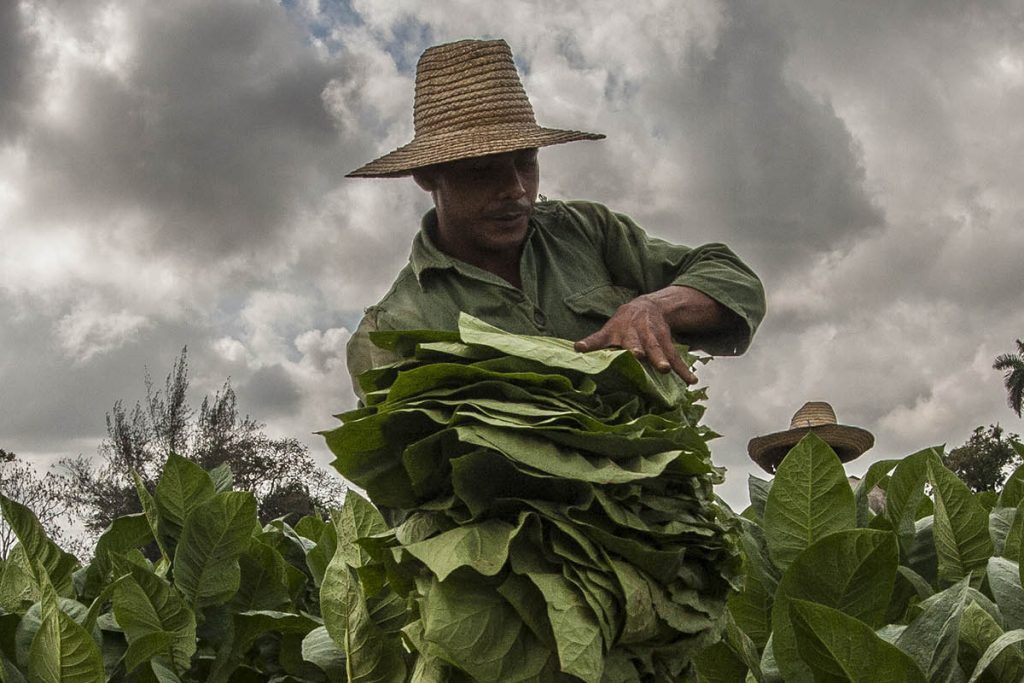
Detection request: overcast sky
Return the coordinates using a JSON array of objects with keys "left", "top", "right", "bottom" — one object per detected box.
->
[{"left": 2, "top": 0, "right": 1022, "bottom": 508}]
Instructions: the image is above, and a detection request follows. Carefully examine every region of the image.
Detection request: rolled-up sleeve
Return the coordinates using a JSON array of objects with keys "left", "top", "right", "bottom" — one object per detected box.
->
[{"left": 564, "top": 201, "right": 766, "bottom": 355}]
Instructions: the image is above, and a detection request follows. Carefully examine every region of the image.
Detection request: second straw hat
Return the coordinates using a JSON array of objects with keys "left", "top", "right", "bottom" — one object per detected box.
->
[
  {"left": 347, "top": 39, "right": 604, "bottom": 178},
  {"left": 747, "top": 401, "right": 874, "bottom": 473}
]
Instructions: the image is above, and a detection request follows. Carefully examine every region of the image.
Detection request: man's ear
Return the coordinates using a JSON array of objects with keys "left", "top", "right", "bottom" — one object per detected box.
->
[{"left": 413, "top": 169, "right": 435, "bottom": 192}]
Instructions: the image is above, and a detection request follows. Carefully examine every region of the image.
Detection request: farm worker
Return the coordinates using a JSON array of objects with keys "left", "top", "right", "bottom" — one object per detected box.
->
[{"left": 344, "top": 38, "right": 766, "bottom": 399}]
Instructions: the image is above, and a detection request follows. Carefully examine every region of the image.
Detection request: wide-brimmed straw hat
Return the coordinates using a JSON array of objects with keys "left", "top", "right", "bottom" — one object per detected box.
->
[
  {"left": 347, "top": 39, "right": 605, "bottom": 178},
  {"left": 747, "top": 401, "right": 874, "bottom": 473}
]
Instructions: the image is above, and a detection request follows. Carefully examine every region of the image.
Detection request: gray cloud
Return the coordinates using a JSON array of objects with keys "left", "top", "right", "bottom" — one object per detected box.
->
[{"left": 2, "top": 0, "right": 1022, "bottom": 510}]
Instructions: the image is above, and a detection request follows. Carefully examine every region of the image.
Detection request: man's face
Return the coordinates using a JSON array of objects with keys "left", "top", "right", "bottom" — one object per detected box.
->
[{"left": 416, "top": 148, "right": 540, "bottom": 264}]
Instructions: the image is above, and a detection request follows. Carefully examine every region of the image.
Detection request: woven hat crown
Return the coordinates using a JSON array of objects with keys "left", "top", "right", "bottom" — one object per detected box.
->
[
  {"left": 347, "top": 38, "right": 604, "bottom": 177},
  {"left": 413, "top": 39, "right": 537, "bottom": 136},
  {"left": 789, "top": 401, "right": 838, "bottom": 429}
]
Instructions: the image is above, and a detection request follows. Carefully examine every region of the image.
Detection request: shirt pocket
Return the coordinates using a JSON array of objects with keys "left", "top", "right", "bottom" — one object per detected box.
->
[{"left": 562, "top": 284, "right": 638, "bottom": 319}]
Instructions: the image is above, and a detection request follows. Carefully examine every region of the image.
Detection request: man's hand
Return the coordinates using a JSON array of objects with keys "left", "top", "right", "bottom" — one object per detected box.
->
[{"left": 573, "top": 285, "right": 731, "bottom": 385}]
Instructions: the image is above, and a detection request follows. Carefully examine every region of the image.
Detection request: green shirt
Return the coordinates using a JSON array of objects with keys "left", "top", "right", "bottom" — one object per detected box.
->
[{"left": 346, "top": 199, "right": 765, "bottom": 398}]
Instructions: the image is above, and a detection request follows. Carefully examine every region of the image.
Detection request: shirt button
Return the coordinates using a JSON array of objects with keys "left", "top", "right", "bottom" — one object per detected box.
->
[{"left": 533, "top": 309, "right": 546, "bottom": 327}]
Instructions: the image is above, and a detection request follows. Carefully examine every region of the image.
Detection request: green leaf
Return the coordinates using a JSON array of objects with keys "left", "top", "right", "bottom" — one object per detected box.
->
[
  {"left": 229, "top": 539, "right": 291, "bottom": 612},
  {"left": 854, "top": 459, "right": 900, "bottom": 527},
  {"left": 988, "top": 557, "right": 1024, "bottom": 630},
  {"left": 111, "top": 564, "right": 196, "bottom": 675},
  {"left": 0, "top": 496, "right": 79, "bottom": 597},
  {"left": 788, "top": 599, "right": 927, "bottom": 682},
  {"left": 1000, "top": 464, "right": 1024, "bottom": 508},
  {"left": 896, "top": 579, "right": 970, "bottom": 682},
  {"left": 930, "top": 460, "right": 994, "bottom": 585},
  {"left": 172, "top": 491, "right": 257, "bottom": 608},
  {"left": 421, "top": 576, "right": 554, "bottom": 682},
  {"left": 301, "top": 626, "right": 346, "bottom": 679},
  {"left": 748, "top": 475, "right": 772, "bottom": 521},
  {"left": 81, "top": 513, "right": 153, "bottom": 599},
  {"left": 959, "top": 600, "right": 1024, "bottom": 683},
  {"left": 153, "top": 453, "right": 216, "bottom": 546},
  {"left": 321, "top": 557, "right": 406, "bottom": 683},
  {"left": 762, "top": 433, "right": 856, "bottom": 571},
  {"left": 886, "top": 447, "right": 943, "bottom": 558},
  {"left": 403, "top": 518, "right": 525, "bottom": 581},
  {"left": 771, "top": 529, "right": 899, "bottom": 683},
  {"left": 1003, "top": 500, "right": 1024, "bottom": 562},
  {"left": 208, "top": 463, "right": 234, "bottom": 492},
  {"left": 26, "top": 573, "right": 104, "bottom": 683},
  {"left": 990, "top": 507, "right": 1016, "bottom": 557},
  {"left": 133, "top": 471, "right": 170, "bottom": 562},
  {"left": 0, "top": 546, "right": 36, "bottom": 612},
  {"left": 334, "top": 492, "right": 388, "bottom": 569},
  {"left": 968, "top": 629, "right": 1024, "bottom": 683}
]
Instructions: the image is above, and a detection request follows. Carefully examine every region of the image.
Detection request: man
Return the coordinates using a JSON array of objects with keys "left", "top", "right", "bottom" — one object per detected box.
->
[{"left": 345, "top": 39, "right": 765, "bottom": 398}]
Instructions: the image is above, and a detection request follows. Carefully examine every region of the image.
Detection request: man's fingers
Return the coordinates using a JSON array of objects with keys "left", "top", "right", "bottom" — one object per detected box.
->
[{"left": 647, "top": 322, "right": 697, "bottom": 384}]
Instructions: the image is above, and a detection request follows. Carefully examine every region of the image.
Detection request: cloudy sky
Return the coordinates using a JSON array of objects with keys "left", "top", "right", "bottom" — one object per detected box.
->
[{"left": 2, "top": 0, "right": 1022, "bottom": 508}]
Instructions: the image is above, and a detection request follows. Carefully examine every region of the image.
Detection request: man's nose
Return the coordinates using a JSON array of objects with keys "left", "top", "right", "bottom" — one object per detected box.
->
[{"left": 494, "top": 162, "right": 526, "bottom": 199}]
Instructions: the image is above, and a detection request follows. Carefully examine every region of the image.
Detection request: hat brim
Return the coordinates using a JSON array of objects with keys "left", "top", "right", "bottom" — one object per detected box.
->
[
  {"left": 346, "top": 123, "right": 605, "bottom": 178},
  {"left": 747, "top": 424, "right": 874, "bottom": 474}
]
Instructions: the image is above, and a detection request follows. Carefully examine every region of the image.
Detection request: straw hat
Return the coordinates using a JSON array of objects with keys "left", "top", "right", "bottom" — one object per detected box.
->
[
  {"left": 747, "top": 401, "right": 874, "bottom": 473},
  {"left": 347, "top": 39, "right": 605, "bottom": 178}
]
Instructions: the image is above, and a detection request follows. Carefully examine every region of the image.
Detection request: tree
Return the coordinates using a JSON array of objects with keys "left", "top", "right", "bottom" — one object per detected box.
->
[
  {"left": 943, "top": 424, "right": 1022, "bottom": 493},
  {"left": 0, "top": 448, "right": 79, "bottom": 559},
  {"left": 62, "top": 347, "right": 346, "bottom": 539},
  {"left": 994, "top": 338, "right": 1024, "bottom": 418}
]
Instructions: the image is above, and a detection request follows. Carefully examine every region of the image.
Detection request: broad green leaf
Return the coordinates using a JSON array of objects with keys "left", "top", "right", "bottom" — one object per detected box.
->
[
  {"left": 153, "top": 453, "right": 216, "bottom": 546},
  {"left": 173, "top": 491, "right": 257, "bottom": 608},
  {"left": 988, "top": 557, "right": 1024, "bottom": 630},
  {"left": 930, "top": 460, "right": 994, "bottom": 585},
  {"left": 772, "top": 529, "right": 899, "bottom": 683},
  {"left": 1003, "top": 500, "right": 1024, "bottom": 562},
  {"left": 789, "top": 599, "right": 927, "bottom": 682},
  {"left": 321, "top": 558, "right": 406, "bottom": 683},
  {"left": 854, "top": 459, "right": 900, "bottom": 527},
  {"left": 306, "top": 519, "right": 338, "bottom": 587},
  {"left": 0, "top": 496, "right": 78, "bottom": 596},
  {"left": 111, "top": 564, "right": 196, "bottom": 675},
  {"left": 26, "top": 573, "right": 104, "bottom": 683},
  {"left": 403, "top": 518, "right": 525, "bottom": 581},
  {"left": 887, "top": 447, "right": 943, "bottom": 558},
  {"left": 15, "top": 598, "right": 99, "bottom": 668},
  {"left": 728, "top": 519, "right": 778, "bottom": 650},
  {"left": 527, "top": 572, "right": 604, "bottom": 682},
  {"left": 1000, "top": 464, "right": 1024, "bottom": 508},
  {"left": 0, "top": 546, "right": 36, "bottom": 612},
  {"left": 747, "top": 475, "right": 771, "bottom": 521},
  {"left": 81, "top": 513, "right": 153, "bottom": 598},
  {"left": 896, "top": 579, "right": 970, "bottom": 682},
  {"left": 229, "top": 539, "right": 291, "bottom": 612},
  {"left": 301, "top": 626, "right": 346, "bottom": 679},
  {"left": 133, "top": 471, "right": 170, "bottom": 561},
  {"left": 762, "top": 433, "right": 856, "bottom": 571},
  {"left": 968, "top": 629, "right": 1024, "bottom": 683},
  {"left": 693, "top": 641, "right": 748, "bottom": 682},
  {"left": 208, "top": 463, "right": 234, "bottom": 492},
  {"left": 334, "top": 492, "right": 388, "bottom": 569},
  {"left": 421, "top": 577, "right": 554, "bottom": 682},
  {"left": 959, "top": 600, "right": 1024, "bottom": 683},
  {"left": 990, "top": 507, "right": 1016, "bottom": 557}
]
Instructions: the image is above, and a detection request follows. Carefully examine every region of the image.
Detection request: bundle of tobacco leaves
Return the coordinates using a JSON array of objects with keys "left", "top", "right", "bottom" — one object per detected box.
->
[{"left": 320, "top": 313, "right": 739, "bottom": 682}]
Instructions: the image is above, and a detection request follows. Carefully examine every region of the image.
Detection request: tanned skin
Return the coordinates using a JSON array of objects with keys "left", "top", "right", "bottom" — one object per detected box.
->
[{"left": 413, "top": 148, "right": 733, "bottom": 385}]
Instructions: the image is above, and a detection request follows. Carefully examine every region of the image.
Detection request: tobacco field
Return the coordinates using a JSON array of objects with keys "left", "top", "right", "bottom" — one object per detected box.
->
[{"left": 2, "top": 316, "right": 1024, "bottom": 682}]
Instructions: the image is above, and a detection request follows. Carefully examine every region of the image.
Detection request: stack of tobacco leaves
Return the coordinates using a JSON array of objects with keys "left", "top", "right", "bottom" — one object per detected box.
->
[{"left": 321, "top": 313, "right": 739, "bottom": 682}]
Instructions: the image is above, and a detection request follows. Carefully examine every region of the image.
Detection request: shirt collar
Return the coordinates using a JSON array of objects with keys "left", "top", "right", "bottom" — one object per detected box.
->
[
  {"left": 409, "top": 209, "right": 456, "bottom": 283},
  {"left": 409, "top": 208, "right": 538, "bottom": 286}
]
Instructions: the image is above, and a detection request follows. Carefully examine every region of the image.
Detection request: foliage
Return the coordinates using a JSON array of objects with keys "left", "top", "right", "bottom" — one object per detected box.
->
[
  {"left": 0, "top": 448, "right": 78, "bottom": 559},
  {"left": 994, "top": 339, "right": 1024, "bottom": 418},
  {"left": 0, "top": 454, "right": 342, "bottom": 682},
  {"left": 943, "top": 424, "right": 1022, "bottom": 493},
  {"left": 60, "top": 348, "right": 345, "bottom": 541},
  {"left": 694, "top": 435, "right": 1024, "bottom": 683},
  {"left": 320, "top": 313, "right": 737, "bottom": 681}
]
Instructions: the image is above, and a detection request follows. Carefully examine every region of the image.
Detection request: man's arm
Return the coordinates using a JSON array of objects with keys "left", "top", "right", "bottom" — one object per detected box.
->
[{"left": 574, "top": 285, "right": 735, "bottom": 384}]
